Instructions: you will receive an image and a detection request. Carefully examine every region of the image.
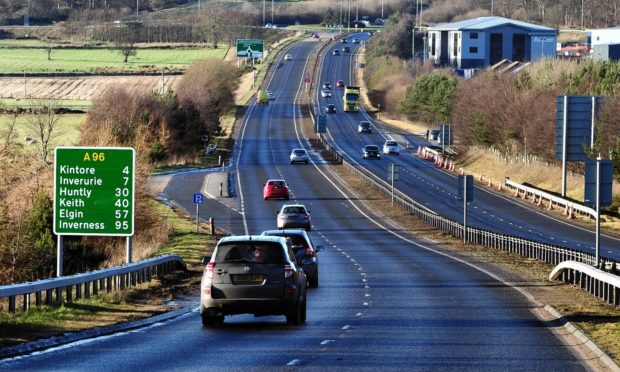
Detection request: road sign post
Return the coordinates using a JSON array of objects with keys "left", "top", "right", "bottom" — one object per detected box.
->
[
  {"left": 458, "top": 175, "right": 474, "bottom": 243},
  {"left": 387, "top": 164, "right": 399, "bottom": 205},
  {"left": 584, "top": 156, "right": 613, "bottom": 266},
  {"left": 54, "top": 147, "right": 135, "bottom": 273},
  {"left": 193, "top": 193, "right": 204, "bottom": 233}
]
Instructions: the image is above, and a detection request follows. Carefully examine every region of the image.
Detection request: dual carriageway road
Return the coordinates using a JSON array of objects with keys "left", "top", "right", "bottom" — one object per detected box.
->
[{"left": 0, "top": 34, "right": 610, "bottom": 370}]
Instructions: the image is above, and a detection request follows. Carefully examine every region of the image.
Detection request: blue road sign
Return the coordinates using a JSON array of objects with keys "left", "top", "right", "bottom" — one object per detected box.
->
[
  {"left": 555, "top": 96, "right": 602, "bottom": 161},
  {"left": 193, "top": 193, "right": 204, "bottom": 204},
  {"left": 584, "top": 160, "right": 613, "bottom": 207}
]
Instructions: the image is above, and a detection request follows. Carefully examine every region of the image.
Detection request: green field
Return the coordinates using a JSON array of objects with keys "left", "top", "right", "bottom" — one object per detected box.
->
[
  {"left": 1, "top": 113, "right": 85, "bottom": 150},
  {"left": 0, "top": 47, "right": 228, "bottom": 74},
  {"left": 0, "top": 98, "right": 92, "bottom": 111}
]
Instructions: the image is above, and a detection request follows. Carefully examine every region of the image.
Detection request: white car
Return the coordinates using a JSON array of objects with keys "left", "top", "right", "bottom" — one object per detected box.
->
[
  {"left": 383, "top": 140, "right": 400, "bottom": 155},
  {"left": 266, "top": 90, "right": 276, "bottom": 100},
  {"left": 352, "top": 38, "right": 360, "bottom": 44},
  {"left": 290, "top": 148, "right": 309, "bottom": 164},
  {"left": 284, "top": 54, "right": 293, "bottom": 61},
  {"left": 321, "top": 89, "right": 332, "bottom": 98}
]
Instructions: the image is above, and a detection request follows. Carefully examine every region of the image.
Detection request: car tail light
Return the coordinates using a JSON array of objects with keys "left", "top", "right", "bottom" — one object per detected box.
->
[
  {"left": 205, "top": 262, "right": 215, "bottom": 279},
  {"left": 305, "top": 247, "right": 315, "bottom": 256},
  {"left": 284, "top": 264, "right": 295, "bottom": 278}
]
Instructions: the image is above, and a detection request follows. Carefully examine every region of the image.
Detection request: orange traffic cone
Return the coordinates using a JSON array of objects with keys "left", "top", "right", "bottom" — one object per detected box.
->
[
  {"left": 563, "top": 204, "right": 569, "bottom": 216},
  {"left": 514, "top": 188, "right": 520, "bottom": 198},
  {"left": 498, "top": 182, "right": 503, "bottom": 192},
  {"left": 531, "top": 193, "right": 536, "bottom": 204},
  {"left": 487, "top": 178, "right": 492, "bottom": 187},
  {"left": 547, "top": 201, "right": 554, "bottom": 211}
]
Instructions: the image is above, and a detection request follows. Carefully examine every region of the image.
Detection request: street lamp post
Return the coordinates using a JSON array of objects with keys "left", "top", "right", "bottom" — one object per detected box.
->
[
  {"left": 272, "top": 0, "right": 274, "bottom": 25},
  {"left": 347, "top": 0, "right": 351, "bottom": 32},
  {"left": 263, "top": 0, "right": 266, "bottom": 26},
  {"left": 340, "top": 0, "right": 343, "bottom": 34}
]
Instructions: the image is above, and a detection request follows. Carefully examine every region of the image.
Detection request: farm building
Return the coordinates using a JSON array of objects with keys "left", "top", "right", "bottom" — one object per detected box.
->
[{"left": 426, "top": 16, "right": 557, "bottom": 69}]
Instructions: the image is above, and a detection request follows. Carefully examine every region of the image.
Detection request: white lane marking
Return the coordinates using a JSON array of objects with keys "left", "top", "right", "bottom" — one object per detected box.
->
[
  {"left": 286, "top": 359, "right": 302, "bottom": 366},
  {"left": 320, "top": 340, "right": 335, "bottom": 345},
  {"left": 356, "top": 313, "right": 362, "bottom": 316},
  {"left": 342, "top": 325, "right": 352, "bottom": 330},
  {"left": 363, "top": 302, "right": 369, "bottom": 306}
]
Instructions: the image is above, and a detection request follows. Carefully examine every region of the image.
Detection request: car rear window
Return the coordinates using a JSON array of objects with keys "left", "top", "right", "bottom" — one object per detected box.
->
[
  {"left": 269, "top": 181, "right": 285, "bottom": 186},
  {"left": 366, "top": 146, "right": 379, "bottom": 151},
  {"left": 386, "top": 141, "right": 397, "bottom": 146},
  {"left": 283, "top": 206, "right": 306, "bottom": 214},
  {"left": 293, "top": 150, "right": 306, "bottom": 155},
  {"left": 215, "top": 242, "right": 284, "bottom": 264}
]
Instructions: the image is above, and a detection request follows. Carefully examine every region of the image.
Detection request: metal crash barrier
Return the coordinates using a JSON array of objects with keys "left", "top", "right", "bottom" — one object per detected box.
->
[{"left": 0, "top": 255, "right": 186, "bottom": 313}]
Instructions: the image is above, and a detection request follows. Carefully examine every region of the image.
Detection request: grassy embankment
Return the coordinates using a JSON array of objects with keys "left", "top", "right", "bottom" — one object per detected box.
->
[{"left": 0, "top": 200, "right": 217, "bottom": 348}]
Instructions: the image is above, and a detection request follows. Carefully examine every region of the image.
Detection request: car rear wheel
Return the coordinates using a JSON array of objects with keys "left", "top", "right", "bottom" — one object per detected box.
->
[
  {"left": 202, "top": 313, "right": 224, "bottom": 327},
  {"left": 310, "top": 273, "right": 319, "bottom": 288},
  {"left": 286, "top": 296, "right": 305, "bottom": 325}
]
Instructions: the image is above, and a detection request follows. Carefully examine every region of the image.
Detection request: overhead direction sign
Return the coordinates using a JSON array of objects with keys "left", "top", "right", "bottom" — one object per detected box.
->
[
  {"left": 236, "top": 39, "right": 264, "bottom": 58},
  {"left": 53, "top": 147, "right": 135, "bottom": 236}
]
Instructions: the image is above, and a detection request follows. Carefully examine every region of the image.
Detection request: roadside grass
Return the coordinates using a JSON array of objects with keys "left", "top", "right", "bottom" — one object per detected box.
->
[
  {"left": 0, "top": 199, "right": 218, "bottom": 348},
  {"left": 0, "top": 47, "right": 227, "bottom": 74},
  {"left": 0, "top": 113, "right": 85, "bottom": 151}
]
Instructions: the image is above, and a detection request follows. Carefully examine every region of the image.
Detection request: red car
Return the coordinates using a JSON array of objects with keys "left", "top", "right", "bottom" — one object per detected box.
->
[
  {"left": 263, "top": 179, "right": 289, "bottom": 200},
  {"left": 336, "top": 80, "right": 345, "bottom": 88}
]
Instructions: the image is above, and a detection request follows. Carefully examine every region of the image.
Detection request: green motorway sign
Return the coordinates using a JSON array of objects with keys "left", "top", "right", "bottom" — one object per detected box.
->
[
  {"left": 236, "top": 39, "right": 264, "bottom": 58},
  {"left": 53, "top": 147, "right": 135, "bottom": 236}
]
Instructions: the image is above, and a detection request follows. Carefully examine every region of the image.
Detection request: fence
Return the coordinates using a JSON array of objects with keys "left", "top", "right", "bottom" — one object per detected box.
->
[
  {"left": 0, "top": 255, "right": 186, "bottom": 313},
  {"left": 550, "top": 261, "right": 620, "bottom": 306},
  {"left": 314, "top": 132, "right": 620, "bottom": 305}
]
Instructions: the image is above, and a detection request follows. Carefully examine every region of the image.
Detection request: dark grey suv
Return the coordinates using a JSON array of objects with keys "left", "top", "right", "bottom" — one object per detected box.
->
[
  {"left": 200, "top": 235, "right": 307, "bottom": 326},
  {"left": 261, "top": 229, "right": 323, "bottom": 288}
]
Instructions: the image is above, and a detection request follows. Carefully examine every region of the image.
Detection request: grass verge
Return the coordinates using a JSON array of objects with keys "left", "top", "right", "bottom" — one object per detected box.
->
[{"left": 0, "top": 200, "right": 219, "bottom": 348}]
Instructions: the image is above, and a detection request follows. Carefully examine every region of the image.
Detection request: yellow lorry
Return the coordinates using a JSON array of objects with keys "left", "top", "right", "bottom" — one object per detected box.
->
[{"left": 343, "top": 86, "right": 360, "bottom": 112}]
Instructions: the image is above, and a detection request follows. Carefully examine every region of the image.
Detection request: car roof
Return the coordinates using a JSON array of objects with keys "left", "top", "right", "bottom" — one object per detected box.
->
[
  {"left": 217, "top": 235, "right": 287, "bottom": 245},
  {"left": 280, "top": 204, "right": 307, "bottom": 209},
  {"left": 365, "top": 145, "right": 379, "bottom": 149},
  {"left": 261, "top": 229, "right": 308, "bottom": 237},
  {"left": 267, "top": 178, "right": 286, "bottom": 182},
  {"left": 385, "top": 140, "right": 398, "bottom": 144}
]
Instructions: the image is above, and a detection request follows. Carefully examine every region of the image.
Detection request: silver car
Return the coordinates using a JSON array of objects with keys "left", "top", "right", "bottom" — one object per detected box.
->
[
  {"left": 200, "top": 235, "right": 307, "bottom": 326},
  {"left": 321, "top": 89, "right": 332, "bottom": 98},
  {"left": 277, "top": 204, "right": 312, "bottom": 231},
  {"left": 290, "top": 148, "right": 309, "bottom": 164}
]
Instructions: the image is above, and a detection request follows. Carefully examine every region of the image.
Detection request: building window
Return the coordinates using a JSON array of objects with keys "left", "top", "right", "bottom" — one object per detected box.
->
[
  {"left": 470, "top": 47, "right": 478, "bottom": 53},
  {"left": 470, "top": 32, "right": 478, "bottom": 39},
  {"left": 453, "top": 33, "right": 458, "bottom": 56}
]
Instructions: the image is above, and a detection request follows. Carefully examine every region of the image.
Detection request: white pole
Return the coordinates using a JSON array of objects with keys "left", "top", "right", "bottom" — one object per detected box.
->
[
  {"left": 356, "top": 0, "right": 359, "bottom": 21},
  {"left": 348, "top": 0, "right": 351, "bottom": 32},
  {"left": 126, "top": 236, "right": 132, "bottom": 264},
  {"left": 562, "top": 96, "right": 568, "bottom": 197},
  {"left": 136, "top": 0, "right": 138, "bottom": 20},
  {"left": 381, "top": 0, "right": 384, "bottom": 19},
  {"left": 595, "top": 155, "right": 601, "bottom": 265},
  {"left": 57, "top": 235, "right": 63, "bottom": 277},
  {"left": 271, "top": 0, "right": 274, "bottom": 25},
  {"left": 491, "top": 0, "right": 494, "bottom": 16},
  {"left": 340, "top": 0, "right": 343, "bottom": 34},
  {"left": 463, "top": 180, "right": 468, "bottom": 244},
  {"left": 263, "top": 0, "right": 266, "bottom": 26}
]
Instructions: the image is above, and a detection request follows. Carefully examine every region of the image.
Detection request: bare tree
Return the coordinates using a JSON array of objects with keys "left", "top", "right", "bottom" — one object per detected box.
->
[
  {"left": 26, "top": 100, "right": 65, "bottom": 165},
  {"left": 44, "top": 45, "right": 53, "bottom": 60},
  {"left": 0, "top": 109, "right": 20, "bottom": 155},
  {"left": 115, "top": 39, "right": 137, "bottom": 62}
]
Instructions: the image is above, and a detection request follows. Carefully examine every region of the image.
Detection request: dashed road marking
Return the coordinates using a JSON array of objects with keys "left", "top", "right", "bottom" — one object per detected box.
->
[
  {"left": 286, "top": 359, "right": 302, "bottom": 366},
  {"left": 342, "top": 325, "right": 352, "bottom": 330},
  {"left": 320, "top": 340, "right": 335, "bottom": 345}
]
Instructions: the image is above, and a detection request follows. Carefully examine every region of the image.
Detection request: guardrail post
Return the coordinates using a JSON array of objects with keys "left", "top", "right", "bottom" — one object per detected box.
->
[
  {"left": 106, "top": 277, "right": 112, "bottom": 292},
  {"left": 76, "top": 282, "right": 82, "bottom": 299},
  {"left": 55, "top": 287, "right": 62, "bottom": 303},
  {"left": 93, "top": 280, "right": 98, "bottom": 295},
  {"left": 23, "top": 293, "right": 30, "bottom": 311},
  {"left": 66, "top": 285, "right": 72, "bottom": 303},
  {"left": 35, "top": 291, "right": 42, "bottom": 307},
  {"left": 46, "top": 289, "right": 52, "bottom": 305},
  {"left": 8, "top": 296, "right": 16, "bottom": 313},
  {"left": 85, "top": 281, "right": 90, "bottom": 299}
]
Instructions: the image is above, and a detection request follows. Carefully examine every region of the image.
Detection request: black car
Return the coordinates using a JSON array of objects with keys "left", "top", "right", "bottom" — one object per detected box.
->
[
  {"left": 340, "top": 38, "right": 348, "bottom": 44},
  {"left": 262, "top": 229, "right": 323, "bottom": 288},
  {"left": 200, "top": 235, "right": 307, "bottom": 326},
  {"left": 343, "top": 46, "right": 350, "bottom": 53},
  {"left": 332, "top": 49, "right": 340, "bottom": 56},
  {"left": 326, "top": 104, "right": 336, "bottom": 113},
  {"left": 322, "top": 82, "right": 332, "bottom": 90},
  {"left": 362, "top": 145, "right": 381, "bottom": 159}
]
